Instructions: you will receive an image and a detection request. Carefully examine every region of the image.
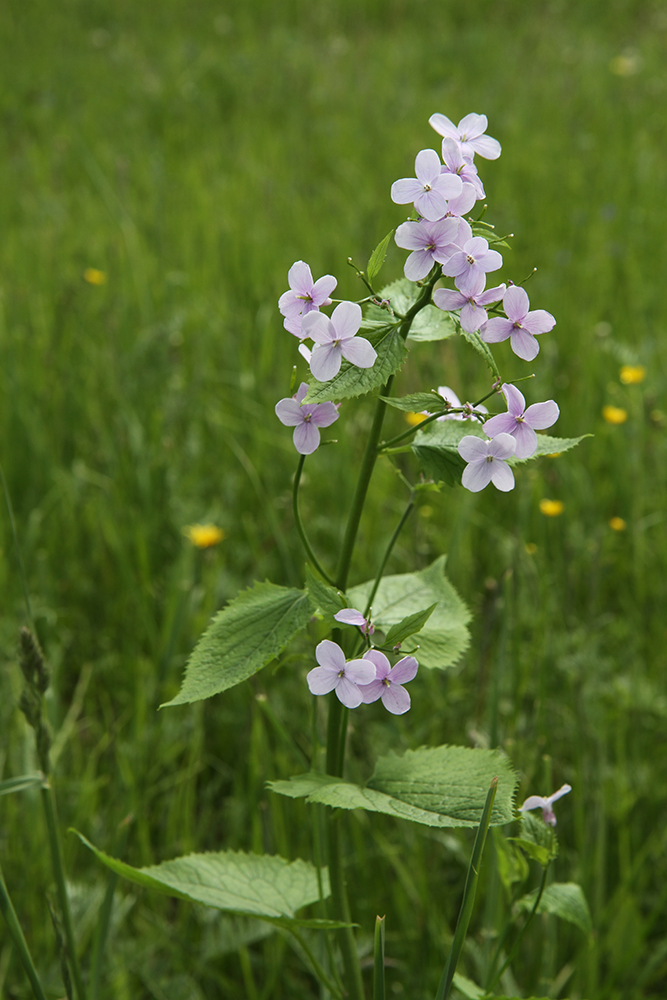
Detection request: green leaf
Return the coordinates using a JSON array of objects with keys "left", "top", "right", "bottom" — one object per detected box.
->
[
  {"left": 511, "top": 812, "right": 559, "bottom": 867},
  {"left": 270, "top": 745, "right": 516, "bottom": 828},
  {"left": 73, "top": 832, "right": 341, "bottom": 930},
  {"left": 459, "top": 325, "right": 501, "bottom": 377},
  {"left": 384, "top": 604, "right": 437, "bottom": 646},
  {"left": 162, "top": 582, "right": 313, "bottom": 706},
  {"left": 408, "top": 305, "right": 457, "bottom": 342},
  {"left": 452, "top": 973, "right": 486, "bottom": 999},
  {"left": 517, "top": 882, "right": 592, "bottom": 935},
  {"left": 305, "top": 566, "right": 347, "bottom": 619},
  {"left": 381, "top": 391, "right": 447, "bottom": 414},
  {"left": 369, "top": 277, "right": 417, "bottom": 318},
  {"left": 513, "top": 433, "right": 592, "bottom": 463},
  {"left": 367, "top": 230, "right": 394, "bottom": 283},
  {"left": 0, "top": 773, "right": 43, "bottom": 796},
  {"left": 348, "top": 555, "right": 470, "bottom": 669},
  {"left": 304, "top": 325, "right": 407, "bottom": 404},
  {"left": 492, "top": 828, "right": 529, "bottom": 894}
]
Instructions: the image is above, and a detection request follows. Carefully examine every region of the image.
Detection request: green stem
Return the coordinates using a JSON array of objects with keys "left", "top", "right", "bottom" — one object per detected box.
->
[
  {"left": 40, "top": 780, "right": 86, "bottom": 1000},
  {"left": 329, "top": 814, "right": 364, "bottom": 1000},
  {"left": 435, "top": 779, "right": 498, "bottom": 1000},
  {"left": 485, "top": 863, "right": 549, "bottom": 993},
  {"left": 363, "top": 498, "right": 415, "bottom": 618},
  {"left": 0, "top": 863, "right": 48, "bottom": 1000},
  {"left": 0, "top": 461, "right": 35, "bottom": 630},
  {"left": 293, "top": 455, "right": 336, "bottom": 586},
  {"left": 288, "top": 927, "right": 344, "bottom": 1000},
  {"left": 90, "top": 818, "right": 130, "bottom": 1000},
  {"left": 373, "top": 915, "right": 386, "bottom": 1000}
]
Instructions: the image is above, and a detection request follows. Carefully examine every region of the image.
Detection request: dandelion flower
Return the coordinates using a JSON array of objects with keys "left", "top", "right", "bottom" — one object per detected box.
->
[
  {"left": 619, "top": 365, "right": 645, "bottom": 385},
  {"left": 602, "top": 405, "right": 628, "bottom": 424},
  {"left": 539, "top": 499, "right": 564, "bottom": 517},
  {"left": 609, "top": 516, "right": 627, "bottom": 531},
  {"left": 184, "top": 524, "right": 225, "bottom": 548}
]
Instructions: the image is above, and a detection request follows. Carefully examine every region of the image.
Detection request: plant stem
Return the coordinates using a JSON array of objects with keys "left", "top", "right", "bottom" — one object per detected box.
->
[
  {"left": 293, "top": 455, "right": 336, "bottom": 586},
  {"left": 373, "top": 915, "right": 386, "bottom": 1000},
  {"left": 288, "top": 927, "right": 344, "bottom": 1000},
  {"left": 363, "top": 498, "right": 414, "bottom": 618},
  {"left": 0, "top": 461, "right": 35, "bottom": 630},
  {"left": 40, "top": 780, "right": 87, "bottom": 1000},
  {"left": 435, "top": 779, "right": 498, "bottom": 1000},
  {"left": 0, "top": 863, "right": 48, "bottom": 1000},
  {"left": 328, "top": 814, "right": 365, "bottom": 1000},
  {"left": 485, "top": 863, "right": 549, "bottom": 993}
]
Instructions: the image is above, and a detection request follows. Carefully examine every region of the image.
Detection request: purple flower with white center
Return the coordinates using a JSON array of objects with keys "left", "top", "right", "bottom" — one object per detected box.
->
[
  {"left": 275, "top": 382, "right": 339, "bottom": 455},
  {"left": 391, "top": 149, "right": 463, "bottom": 222},
  {"left": 433, "top": 273, "right": 506, "bottom": 333},
  {"left": 458, "top": 432, "right": 516, "bottom": 492},
  {"left": 441, "top": 237, "right": 503, "bottom": 293},
  {"left": 519, "top": 784, "right": 572, "bottom": 827},
  {"left": 480, "top": 286, "right": 556, "bottom": 362},
  {"left": 483, "top": 383, "right": 559, "bottom": 459},
  {"left": 440, "top": 138, "right": 485, "bottom": 200},
  {"left": 357, "top": 649, "right": 418, "bottom": 715},
  {"left": 434, "top": 385, "right": 487, "bottom": 421},
  {"left": 429, "top": 112, "right": 502, "bottom": 161},
  {"left": 302, "top": 301, "right": 377, "bottom": 382},
  {"left": 306, "top": 639, "right": 377, "bottom": 709},
  {"left": 394, "top": 217, "right": 461, "bottom": 281},
  {"left": 278, "top": 261, "right": 337, "bottom": 338},
  {"left": 334, "top": 607, "right": 375, "bottom": 635}
]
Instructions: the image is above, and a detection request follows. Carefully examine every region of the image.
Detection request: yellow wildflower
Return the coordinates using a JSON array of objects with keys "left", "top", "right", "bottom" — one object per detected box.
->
[
  {"left": 405, "top": 411, "right": 427, "bottom": 426},
  {"left": 184, "top": 524, "right": 225, "bottom": 548},
  {"left": 609, "top": 516, "right": 627, "bottom": 532},
  {"left": 83, "top": 268, "right": 107, "bottom": 285},
  {"left": 619, "top": 365, "right": 646, "bottom": 385},
  {"left": 602, "top": 405, "right": 628, "bottom": 424},
  {"left": 539, "top": 499, "right": 564, "bottom": 517}
]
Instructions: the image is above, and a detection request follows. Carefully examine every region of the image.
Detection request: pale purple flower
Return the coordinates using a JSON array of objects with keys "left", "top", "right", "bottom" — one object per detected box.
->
[
  {"left": 275, "top": 382, "right": 339, "bottom": 455},
  {"left": 394, "top": 217, "right": 460, "bottom": 281},
  {"left": 435, "top": 385, "right": 487, "bottom": 421},
  {"left": 519, "top": 784, "right": 572, "bottom": 827},
  {"left": 458, "top": 433, "right": 516, "bottom": 492},
  {"left": 440, "top": 138, "right": 485, "bottom": 200},
  {"left": 483, "top": 383, "right": 559, "bottom": 459},
  {"left": 302, "top": 301, "right": 377, "bottom": 382},
  {"left": 278, "top": 261, "right": 337, "bottom": 338},
  {"left": 391, "top": 149, "right": 463, "bottom": 222},
  {"left": 480, "top": 286, "right": 556, "bottom": 362},
  {"left": 441, "top": 237, "right": 503, "bottom": 293},
  {"left": 357, "top": 649, "right": 418, "bottom": 715},
  {"left": 334, "top": 608, "right": 375, "bottom": 635},
  {"left": 439, "top": 182, "right": 478, "bottom": 219},
  {"left": 306, "top": 639, "right": 377, "bottom": 709},
  {"left": 429, "top": 112, "right": 502, "bottom": 161},
  {"left": 433, "top": 274, "right": 506, "bottom": 333}
]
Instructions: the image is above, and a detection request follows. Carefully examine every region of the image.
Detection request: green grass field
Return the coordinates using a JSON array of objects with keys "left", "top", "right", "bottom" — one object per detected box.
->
[{"left": 1, "top": 1, "right": 666, "bottom": 997}]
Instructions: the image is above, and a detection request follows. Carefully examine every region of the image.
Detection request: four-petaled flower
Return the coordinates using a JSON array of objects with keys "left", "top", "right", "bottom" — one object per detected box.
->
[
  {"left": 458, "top": 433, "right": 516, "bottom": 492},
  {"left": 434, "top": 386, "right": 488, "bottom": 421},
  {"left": 441, "top": 237, "right": 503, "bottom": 293},
  {"left": 278, "top": 261, "right": 337, "bottom": 338},
  {"left": 275, "top": 382, "right": 339, "bottom": 455},
  {"left": 440, "top": 137, "right": 485, "bottom": 200},
  {"left": 391, "top": 149, "right": 463, "bottom": 222},
  {"left": 433, "top": 274, "right": 506, "bottom": 333},
  {"left": 306, "top": 640, "right": 377, "bottom": 709},
  {"left": 394, "top": 217, "right": 461, "bottom": 281},
  {"left": 519, "top": 784, "right": 572, "bottom": 827},
  {"left": 334, "top": 608, "right": 375, "bottom": 635},
  {"left": 481, "top": 286, "right": 556, "bottom": 362},
  {"left": 302, "top": 301, "right": 377, "bottom": 381},
  {"left": 357, "top": 649, "right": 419, "bottom": 715},
  {"left": 429, "top": 112, "right": 502, "bottom": 160},
  {"left": 484, "top": 383, "right": 559, "bottom": 458}
]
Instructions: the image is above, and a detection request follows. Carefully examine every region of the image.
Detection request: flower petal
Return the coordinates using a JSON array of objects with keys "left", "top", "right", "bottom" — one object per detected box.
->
[
  {"left": 510, "top": 328, "right": 540, "bottom": 362},
  {"left": 293, "top": 421, "right": 321, "bottom": 455},
  {"left": 310, "top": 274, "right": 337, "bottom": 305},
  {"left": 310, "top": 343, "right": 342, "bottom": 381},
  {"left": 312, "top": 401, "right": 340, "bottom": 428},
  {"left": 331, "top": 300, "right": 362, "bottom": 340},
  {"left": 458, "top": 112, "right": 488, "bottom": 138},
  {"left": 547, "top": 783, "right": 572, "bottom": 805},
  {"left": 358, "top": 679, "right": 384, "bottom": 704},
  {"left": 345, "top": 658, "right": 378, "bottom": 686},
  {"left": 522, "top": 309, "right": 556, "bottom": 335},
  {"left": 469, "top": 134, "right": 501, "bottom": 159},
  {"left": 503, "top": 285, "right": 530, "bottom": 322},
  {"left": 404, "top": 249, "right": 435, "bottom": 282},
  {"left": 381, "top": 684, "right": 411, "bottom": 715},
  {"left": 433, "top": 288, "right": 467, "bottom": 311},
  {"left": 414, "top": 148, "right": 442, "bottom": 185},
  {"left": 524, "top": 400, "right": 559, "bottom": 430},
  {"left": 460, "top": 301, "right": 488, "bottom": 332},
  {"left": 335, "top": 676, "right": 363, "bottom": 709},
  {"left": 502, "top": 383, "right": 526, "bottom": 416},
  {"left": 275, "top": 398, "right": 304, "bottom": 427},
  {"left": 391, "top": 178, "right": 424, "bottom": 205},
  {"left": 395, "top": 221, "right": 430, "bottom": 251},
  {"left": 458, "top": 435, "right": 490, "bottom": 462},
  {"left": 302, "top": 311, "right": 333, "bottom": 344},
  {"left": 480, "top": 317, "right": 513, "bottom": 343},
  {"left": 389, "top": 656, "right": 419, "bottom": 684},
  {"left": 519, "top": 795, "right": 548, "bottom": 813},
  {"left": 429, "top": 112, "right": 457, "bottom": 139},
  {"left": 483, "top": 412, "right": 517, "bottom": 438},
  {"left": 307, "top": 666, "right": 338, "bottom": 696},
  {"left": 462, "top": 460, "right": 494, "bottom": 492},
  {"left": 316, "top": 639, "right": 346, "bottom": 672},
  {"left": 340, "top": 336, "right": 377, "bottom": 369},
  {"left": 511, "top": 422, "right": 537, "bottom": 459},
  {"left": 488, "top": 432, "right": 516, "bottom": 460},
  {"left": 287, "top": 260, "right": 314, "bottom": 296},
  {"left": 363, "top": 649, "right": 390, "bottom": 679},
  {"left": 334, "top": 609, "right": 366, "bottom": 627},
  {"left": 490, "top": 460, "right": 515, "bottom": 491}
]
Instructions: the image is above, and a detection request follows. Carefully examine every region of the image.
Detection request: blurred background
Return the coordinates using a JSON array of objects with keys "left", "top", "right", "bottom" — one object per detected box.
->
[{"left": 1, "top": 0, "right": 666, "bottom": 997}]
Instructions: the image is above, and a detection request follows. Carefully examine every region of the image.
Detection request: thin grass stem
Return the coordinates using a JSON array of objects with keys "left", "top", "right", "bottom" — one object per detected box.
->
[
  {"left": 0, "top": 863, "right": 48, "bottom": 1000},
  {"left": 292, "top": 455, "right": 336, "bottom": 585}
]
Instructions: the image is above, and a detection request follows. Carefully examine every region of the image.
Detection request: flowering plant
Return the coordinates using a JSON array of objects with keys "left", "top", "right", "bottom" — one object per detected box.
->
[{"left": 67, "top": 112, "right": 590, "bottom": 1000}]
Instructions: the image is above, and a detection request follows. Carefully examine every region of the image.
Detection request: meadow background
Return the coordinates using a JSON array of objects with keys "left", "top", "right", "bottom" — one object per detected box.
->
[{"left": 1, "top": 0, "right": 666, "bottom": 997}]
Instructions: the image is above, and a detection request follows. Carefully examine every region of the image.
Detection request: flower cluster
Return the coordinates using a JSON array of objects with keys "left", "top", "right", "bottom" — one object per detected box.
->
[{"left": 306, "top": 639, "right": 418, "bottom": 714}]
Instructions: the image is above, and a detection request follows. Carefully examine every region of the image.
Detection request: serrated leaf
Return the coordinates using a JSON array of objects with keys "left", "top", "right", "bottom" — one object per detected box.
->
[
  {"left": 459, "top": 325, "right": 500, "bottom": 377},
  {"left": 305, "top": 566, "right": 347, "bottom": 618},
  {"left": 73, "top": 832, "right": 342, "bottom": 930},
  {"left": 270, "top": 745, "right": 516, "bottom": 828},
  {"left": 367, "top": 230, "right": 394, "bottom": 283},
  {"left": 381, "top": 391, "right": 447, "bottom": 414},
  {"left": 348, "top": 555, "right": 470, "bottom": 669},
  {"left": 512, "top": 433, "right": 591, "bottom": 463},
  {"left": 0, "top": 773, "right": 42, "bottom": 796},
  {"left": 384, "top": 604, "right": 437, "bottom": 646},
  {"left": 163, "top": 582, "right": 313, "bottom": 706},
  {"left": 408, "top": 305, "right": 457, "bottom": 342},
  {"left": 511, "top": 812, "right": 559, "bottom": 866},
  {"left": 517, "top": 882, "right": 592, "bottom": 935},
  {"left": 304, "top": 325, "right": 407, "bottom": 404},
  {"left": 368, "top": 277, "right": 418, "bottom": 319}
]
